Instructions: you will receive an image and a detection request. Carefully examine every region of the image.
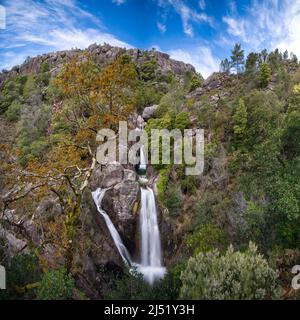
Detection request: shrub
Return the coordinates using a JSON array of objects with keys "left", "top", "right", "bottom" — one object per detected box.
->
[
  {"left": 174, "top": 112, "right": 190, "bottom": 131},
  {"left": 37, "top": 268, "right": 75, "bottom": 300},
  {"left": 5, "top": 100, "right": 23, "bottom": 122},
  {"left": 189, "top": 75, "right": 203, "bottom": 92},
  {"left": 0, "top": 254, "right": 42, "bottom": 300},
  {"left": 164, "top": 184, "right": 183, "bottom": 217},
  {"left": 180, "top": 242, "right": 280, "bottom": 300},
  {"left": 186, "top": 223, "right": 228, "bottom": 255}
]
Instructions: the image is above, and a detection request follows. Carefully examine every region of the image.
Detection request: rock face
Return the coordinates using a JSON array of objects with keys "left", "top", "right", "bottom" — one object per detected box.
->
[
  {"left": 142, "top": 105, "right": 159, "bottom": 121},
  {"left": 72, "top": 188, "right": 123, "bottom": 299},
  {"left": 102, "top": 177, "right": 140, "bottom": 254},
  {"left": 90, "top": 162, "right": 139, "bottom": 254},
  {"left": 0, "top": 44, "right": 198, "bottom": 86},
  {"left": 90, "top": 162, "right": 124, "bottom": 190}
]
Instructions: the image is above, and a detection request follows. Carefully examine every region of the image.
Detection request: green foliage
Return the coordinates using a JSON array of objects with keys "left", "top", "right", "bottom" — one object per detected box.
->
[
  {"left": 174, "top": 111, "right": 190, "bottom": 130},
  {"left": 5, "top": 100, "right": 23, "bottom": 122},
  {"left": 139, "top": 59, "right": 157, "bottom": 81},
  {"left": 231, "top": 43, "right": 245, "bottom": 74},
  {"left": 106, "top": 263, "right": 185, "bottom": 300},
  {"left": 135, "top": 83, "right": 163, "bottom": 112},
  {"left": 189, "top": 75, "right": 203, "bottom": 92},
  {"left": 232, "top": 98, "right": 247, "bottom": 137},
  {"left": 245, "top": 52, "right": 259, "bottom": 74},
  {"left": 37, "top": 268, "right": 75, "bottom": 300},
  {"left": 16, "top": 104, "right": 51, "bottom": 166},
  {"left": 260, "top": 62, "right": 272, "bottom": 88},
  {"left": 0, "top": 75, "right": 27, "bottom": 114},
  {"left": 187, "top": 223, "right": 228, "bottom": 255},
  {"left": 180, "top": 243, "right": 280, "bottom": 300},
  {"left": 0, "top": 254, "right": 42, "bottom": 300},
  {"left": 164, "top": 184, "right": 183, "bottom": 217},
  {"left": 156, "top": 166, "right": 171, "bottom": 203}
]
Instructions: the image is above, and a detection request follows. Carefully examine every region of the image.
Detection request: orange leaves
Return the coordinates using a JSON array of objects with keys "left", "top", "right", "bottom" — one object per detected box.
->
[{"left": 56, "top": 52, "right": 138, "bottom": 134}]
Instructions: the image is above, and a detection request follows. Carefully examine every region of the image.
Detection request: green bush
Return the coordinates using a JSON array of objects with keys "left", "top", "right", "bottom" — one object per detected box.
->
[
  {"left": 174, "top": 112, "right": 190, "bottom": 130},
  {"left": 37, "top": 268, "right": 75, "bottom": 300},
  {"left": 164, "top": 184, "right": 183, "bottom": 217},
  {"left": 180, "top": 242, "right": 280, "bottom": 300},
  {"left": 0, "top": 254, "right": 42, "bottom": 300},
  {"left": 187, "top": 223, "right": 228, "bottom": 255},
  {"left": 5, "top": 100, "right": 23, "bottom": 121}
]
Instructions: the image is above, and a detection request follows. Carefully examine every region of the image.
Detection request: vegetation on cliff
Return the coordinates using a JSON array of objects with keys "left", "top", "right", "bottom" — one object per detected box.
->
[{"left": 0, "top": 43, "right": 300, "bottom": 300}]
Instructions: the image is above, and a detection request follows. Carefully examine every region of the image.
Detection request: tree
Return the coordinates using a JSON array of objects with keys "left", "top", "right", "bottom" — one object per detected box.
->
[
  {"left": 97, "top": 55, "right": 138, "bottom": 127},
  {"left": 283, "top": 50, "right": 289, "bottom": 60},
  {"left": 245, "top": 53, "right": 259, "bottom": 74},
  {"left": 180, "top": 243, "right": 280, "bottom": 300},
  {"left": 260, "top": 49, "right": 268, "bottom": 63},
  {"left": 220, "top": 58, "right": 231, "bottom": 74},
  {"left": 231, "top": 43, "right": 245, "bottom": 76},
  {"left": 260, "top": 62, "right": 272, "bottom": 88}
]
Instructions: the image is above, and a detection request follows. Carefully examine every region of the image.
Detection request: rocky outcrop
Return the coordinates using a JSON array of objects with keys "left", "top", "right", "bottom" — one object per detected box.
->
[
  {"left": 72, "top": 188, "right": 123, "bottom": 299},
  {"left": 102, "top": 176, "right": 140, "bottom": 254},
  {"left": 142, "top": 105, "right": 159, "bottom": 121},
  {"left": 0, "top": 44, "right": 198, "bottom": 87}
]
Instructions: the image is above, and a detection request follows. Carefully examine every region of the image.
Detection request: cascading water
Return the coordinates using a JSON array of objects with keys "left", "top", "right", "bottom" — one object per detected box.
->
[
  {"left": 91, "top": 188, "right": 132, "bottom": 266},
  {"left": 92, "top": 127, "right": 166, "bottom": 285},
  {"left": 137, "top": 146, "right": 166, "bottom": 285}
]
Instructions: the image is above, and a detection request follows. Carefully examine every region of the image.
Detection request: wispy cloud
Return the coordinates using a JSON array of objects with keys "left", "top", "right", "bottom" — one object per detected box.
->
[
  {"left": 222, "top": 0, "right": 300, "bottom": 56},
  {"left": 112, "top": 0, "right": 126, "bottom": 5},
  {"left": 168, "top": 46, "right": 220, "bottom": 78},
  {"left": 0, "top": 0, "right": 131, "bottom": 70},
  {"left": 199, "top": 0, "right": 206, "bottom": 10},
  {"left": 158, "top": 0, "right": 214, "bottom": 37},
  {"left": 157, "top": 21, "right": 167, "bottom": 33}
]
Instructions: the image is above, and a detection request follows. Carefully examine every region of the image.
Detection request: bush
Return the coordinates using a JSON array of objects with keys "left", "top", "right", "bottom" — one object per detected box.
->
[
  {"left": 186, "top": 223, "right": 228, "bottom": 255},
  {"left": 180, "top": 242, "right": 280, "bottom": 300},
  {"left": 164, "top": 184, "right": 183, "bottom": 217},
  {"left": 106, "top": 264, "right": 186, "bottom": 300},
  {"left": 0, "top": 254, "right": 42, "bottom": 300},
  {"left": 37, "top": 268, "right": 75, "bottom": 300},
  {"left": 5, "top": 100, "right": 23, "bottom": 122}
]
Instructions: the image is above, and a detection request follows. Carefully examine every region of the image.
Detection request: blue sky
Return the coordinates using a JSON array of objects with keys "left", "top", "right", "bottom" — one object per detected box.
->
[{"left": 0, "top": 0, "right": 300, "bottom": 78}]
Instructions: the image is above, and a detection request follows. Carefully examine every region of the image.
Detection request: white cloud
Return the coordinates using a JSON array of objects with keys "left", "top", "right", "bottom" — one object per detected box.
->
[
  {"left": 222, "top": 16, "right": 246, "bottom": 41},
  {"left": 0, "top": 0, "right": 131, "bottom": 70},
  {"left": 157, "top": 22, "right": 167, "bottom": 33},
  {"left": 112, "top": 0, "right": 126, "bottom": 5},
  {"left": 199, "top": 0, "right": 206, "bottom": 10},
  {"left": 222, "top": 0, "right": 300, "bottom": 57},
  {"left": 158, "top": 0, "right": 214, "bottom": 37},
  {"left": 168, "top": 46, "right": 220, "bottom": 78}
]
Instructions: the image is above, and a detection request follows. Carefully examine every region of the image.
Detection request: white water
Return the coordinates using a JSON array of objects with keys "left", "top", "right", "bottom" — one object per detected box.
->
[
  {"left": 91, "top": 137, "right": 166, "bottom": 285},
  {"left": 138, "top": 186, "right": 166, "bottom": 285},
  {"left": 91, "top": 188, "right": 132, "bottom": 266}
]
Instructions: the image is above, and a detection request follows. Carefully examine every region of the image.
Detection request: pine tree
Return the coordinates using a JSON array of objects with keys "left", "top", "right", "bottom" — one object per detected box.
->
[
  {"left": 220, "top": 58, "right": 231, "bottom": 74},
  {"left": 283, "top": 50, "right": 289, "bottom": 60},
  {"left": 231, "top": 43, "right": 245, "bottom": 76},
  {"left": 259, "top": 62, "right": 272, "bottom": 88},
  {"left": 245, "top": 53, "right": 259, "bottom": 74}
]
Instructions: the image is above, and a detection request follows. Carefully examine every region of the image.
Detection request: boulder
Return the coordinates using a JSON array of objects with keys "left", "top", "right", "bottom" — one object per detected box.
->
[
  {"left": 90, "top": 162, "right": 124, "bottom": 190},
  {"left": 102, "top": 180, "right": 140, "bottom": 252},
  {"left": 142, "top": 105, "right": 159, "bottom": 121}
]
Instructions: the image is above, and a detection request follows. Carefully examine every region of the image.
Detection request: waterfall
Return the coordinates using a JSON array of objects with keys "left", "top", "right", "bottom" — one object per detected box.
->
[
  {"left": 138, "top": 187, "right": 166, "bottom": 285},
  {"left": 91, "top": 188, "right": 132, "bottom": 266},
  {"left": 91, "top": 130, "right": 166, "bottom": 285}
]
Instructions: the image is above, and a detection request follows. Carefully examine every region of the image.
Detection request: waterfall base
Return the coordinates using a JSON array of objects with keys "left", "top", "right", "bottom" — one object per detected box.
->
[
  {"left": 135, "top": 265, "right": 166, "bottom": 286},
  {"left": 92, "top": 182, "right": 166, "bottom": 286}
]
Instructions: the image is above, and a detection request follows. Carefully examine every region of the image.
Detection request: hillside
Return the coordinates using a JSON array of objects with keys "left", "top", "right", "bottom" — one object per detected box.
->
[{"left": 0, "top": 44, "right": 300, "bottom": 300}]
